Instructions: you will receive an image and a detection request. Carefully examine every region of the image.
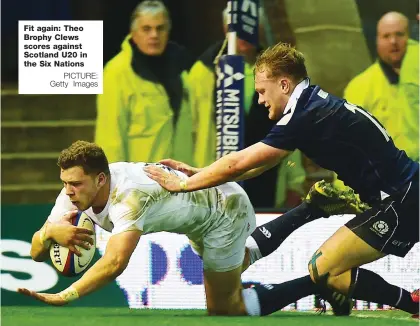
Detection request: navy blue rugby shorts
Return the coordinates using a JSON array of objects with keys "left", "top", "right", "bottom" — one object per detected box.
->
[{"left": 345, "top": 170, "right": 419, "bottom": 257}]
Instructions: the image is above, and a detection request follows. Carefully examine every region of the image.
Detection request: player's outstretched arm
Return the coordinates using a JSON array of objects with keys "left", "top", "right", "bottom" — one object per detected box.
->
[
  {"left": 234, "top": 153, "right": 286, "bottom": 182},
  {"left": 145, "top": 142, "right": 289, "bottom": 192},
  {"left": 188, "top": 142, "right": 289, "bottom": 188},
  {"left": 70, "top": 230, "right": 141, "bottom": 297},
  {"left": 30, "top": 210, "right": 93, "bottom": 262},
  {"left": 19, "top": 230, "right": 142, "bottom": 306}
]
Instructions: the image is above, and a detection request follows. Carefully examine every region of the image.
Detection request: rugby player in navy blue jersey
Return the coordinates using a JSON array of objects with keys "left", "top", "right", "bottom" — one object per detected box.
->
[{"left": 145, "top": 42, "right": 419, "bottom": 317}]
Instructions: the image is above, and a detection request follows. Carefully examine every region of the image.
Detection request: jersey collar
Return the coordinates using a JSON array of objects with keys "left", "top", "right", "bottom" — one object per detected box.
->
[
  {"left": 276, "top": 78, "right": 310, "bottom": 125},
  {"left": 283, "top": 78, "right": 310, "bottom": 115}
]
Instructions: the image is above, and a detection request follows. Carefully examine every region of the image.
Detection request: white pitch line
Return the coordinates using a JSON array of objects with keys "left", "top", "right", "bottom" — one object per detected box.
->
[{"left": 351, "top": 312, "right": 415, "bottom": 322}]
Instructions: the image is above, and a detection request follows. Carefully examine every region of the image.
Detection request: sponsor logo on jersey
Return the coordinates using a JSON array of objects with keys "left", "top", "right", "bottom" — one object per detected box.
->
[
  {"left": 263, "top": 284, "right": 274, "bottom": 290},
  {"left": 370, "top": 220, "right": 389, "bottom": 236},
  {"left": 259, "top": 226, "right": 271, "bottom": 238},
  {"left": 392, "top": 240, "right": 411, "bottom": 248},
  {"left": 380, "top": 191, "right": 390, "bottom": 200}
]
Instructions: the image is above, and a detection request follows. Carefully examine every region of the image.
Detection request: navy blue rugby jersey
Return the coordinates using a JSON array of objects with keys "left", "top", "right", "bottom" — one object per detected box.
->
[{"left": 262, "top": 85, "right": 419, "bottom": 203}]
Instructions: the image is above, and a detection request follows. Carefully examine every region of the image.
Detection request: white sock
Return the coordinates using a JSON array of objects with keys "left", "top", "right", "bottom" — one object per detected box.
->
[
  {"left": 241, "top": 288, "right": 261, "bottom": 316},
  {"left": 245, "top": 236, "right": 263, "bottom": 265}
]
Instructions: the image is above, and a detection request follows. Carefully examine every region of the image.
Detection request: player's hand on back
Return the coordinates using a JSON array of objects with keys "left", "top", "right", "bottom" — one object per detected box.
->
[
  {"left": 48, "top": 210, "right": 94, "bottom": 256},
  {"left": 159, "top": 158, "right": 201, "bottom": 177},
  {"left": 144, "top": 164, "right": 184, "bottom": 192}
]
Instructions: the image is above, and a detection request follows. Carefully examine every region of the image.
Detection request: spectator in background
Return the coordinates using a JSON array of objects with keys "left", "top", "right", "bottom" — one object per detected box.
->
[
  {"left": 95, "top": 0, "right": 195, "bottom": 165},
  {"left": 344, "top": 11, "right": 419, "bottom": 161},
  {"left": 189, "top": 6, "right": 305, "bottom": 208}
]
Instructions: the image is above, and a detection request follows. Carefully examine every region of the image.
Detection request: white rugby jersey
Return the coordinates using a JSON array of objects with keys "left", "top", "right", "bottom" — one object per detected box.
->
[{"left": 48, "top": 162, "right": 253, "bottom": 243}]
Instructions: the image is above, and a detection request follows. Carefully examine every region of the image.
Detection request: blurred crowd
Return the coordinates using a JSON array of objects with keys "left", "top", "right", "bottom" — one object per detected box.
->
[{"left": 94, "top": 0, "right": 419, "bottom": 210}]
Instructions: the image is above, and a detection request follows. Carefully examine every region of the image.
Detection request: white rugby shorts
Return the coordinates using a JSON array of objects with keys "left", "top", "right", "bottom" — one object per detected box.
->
[{"left": 190, "top": 182, "right": 256, "bottom": 272}]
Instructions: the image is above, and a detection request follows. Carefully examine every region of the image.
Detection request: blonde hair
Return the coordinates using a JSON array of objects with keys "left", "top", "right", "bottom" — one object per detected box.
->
[
  {"left": 130, "top": 0, "right": 171, "bottom": 31},
  {"left": 255, "top": 42, "right": 308, "bottom": 82},
  {"left": 58, "top": 140, "right": 110, "bottom": 176}
]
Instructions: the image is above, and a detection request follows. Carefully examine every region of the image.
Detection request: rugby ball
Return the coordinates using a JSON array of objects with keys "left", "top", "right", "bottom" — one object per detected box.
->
[{"left": 49, "top": 211, "right": 96, "bottom": 277}]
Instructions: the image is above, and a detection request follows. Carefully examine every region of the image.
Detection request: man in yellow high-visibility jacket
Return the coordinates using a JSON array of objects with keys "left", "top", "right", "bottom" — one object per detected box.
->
[
  {"left": 345, "top": 12, "right": 419, "bottom": 161},
  {"left": 95, "top": 0, "right": 194, "bottom": 165}
]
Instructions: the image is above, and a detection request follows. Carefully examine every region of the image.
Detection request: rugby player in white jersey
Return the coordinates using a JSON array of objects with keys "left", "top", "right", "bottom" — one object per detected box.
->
[{"left": 19, "top": 140, "right": 256, "bottom": 315}]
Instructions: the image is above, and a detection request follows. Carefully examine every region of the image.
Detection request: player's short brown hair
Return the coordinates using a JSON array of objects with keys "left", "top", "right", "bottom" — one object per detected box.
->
[
  {"left": 58, "top": 140, "right": 110, "bottom": 176},
  {"left": 255, "top": 42, "right": 308, "bottom": 82}
]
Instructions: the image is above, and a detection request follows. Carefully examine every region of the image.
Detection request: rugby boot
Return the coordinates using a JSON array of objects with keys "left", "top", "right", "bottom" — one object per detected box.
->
[{"left": 305, "top": 180, "right": 371, "bottom": 215}]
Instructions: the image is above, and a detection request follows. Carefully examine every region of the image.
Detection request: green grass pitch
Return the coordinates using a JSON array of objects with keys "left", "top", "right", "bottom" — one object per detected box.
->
[{"left": 2, "top": 307, "right": 417, "bottom": 326}]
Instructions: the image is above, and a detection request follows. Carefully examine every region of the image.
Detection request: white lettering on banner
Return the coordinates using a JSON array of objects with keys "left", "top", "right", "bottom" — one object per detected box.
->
[
  {"left": 226, "top": 0, "right": 238, "bottom": 25},
  {"left": 216, "top": 66, "right": 224, "bottom": 88},
  {"left": 217, "top": 89, "right": 241, "bottom": 157},
  {"left": 223, "top": 109, "right": 240, "bottom": 134},
  {"left": 242, "top": 15, "right": 257, "bottom": 26},
  {"left": 241, "top": 0, "right": 258, "bottom": 17},
  {"left": 242, "top": 25, "right": 255, "bottom": 34},
  {"left": 239, "top": 0, "right": 258, "bottom": 36},
  {"left": 215, "top": 61, "right": 243, "bottom": 159},
  {"left": 95, "top": 214, "right": 420, "bottom": 310},
  {"left": 224, "top": 88, "right": 240, "bottom": 102},
  {"left": 1, "top": 240, "right": 58, "bottom": 292}
]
